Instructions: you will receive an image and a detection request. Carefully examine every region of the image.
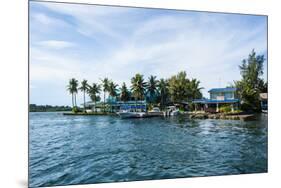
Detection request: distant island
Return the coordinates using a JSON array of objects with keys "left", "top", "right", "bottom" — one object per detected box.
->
[{"left": 29, "top": 104, "right": 72, "bottom": 112}]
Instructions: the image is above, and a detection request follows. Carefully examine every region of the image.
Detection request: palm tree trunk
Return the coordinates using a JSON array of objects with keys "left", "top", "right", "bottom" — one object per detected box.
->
[
  {"left": 71, "top": 94, "right": 74, "bottom": 108},
  {"left": 74, "top": 93, "right": 77, "bottom": 107},
  {"left": 103, "top": 91, "right": 105, "bottom": 113},
  {"left": 160, "top": 94, "right": 163, "bottom": 110},
  {"left": 95, "top": 100, "right": 97, "bottom": 112},
  {"left": 135, "top": 96, "right": 138, "bottom": 112},
  {"left": 83, "top": 91, "right": 86, "bottom": 112}
]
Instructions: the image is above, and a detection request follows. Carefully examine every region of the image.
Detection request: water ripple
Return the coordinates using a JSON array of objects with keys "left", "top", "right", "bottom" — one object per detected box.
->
[{"left": 29, "top": 112, "right": 267, "bottom": 187}]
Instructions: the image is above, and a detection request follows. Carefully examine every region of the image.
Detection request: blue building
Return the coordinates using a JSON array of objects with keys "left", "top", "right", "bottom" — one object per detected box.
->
[
  {"left": 193, "top": 87, "right": 239, "bottom": 112},
  {"left": 84, "top": 100, "right": 147, "bottom": 112}
]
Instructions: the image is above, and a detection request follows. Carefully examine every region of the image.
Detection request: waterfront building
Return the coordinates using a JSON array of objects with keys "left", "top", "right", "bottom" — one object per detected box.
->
[
  {"left": 84, "top": 100, "right": 147, "bottom": 112},
  {"left": 192, "top": 87, "right": 239, "bottom": 112}
]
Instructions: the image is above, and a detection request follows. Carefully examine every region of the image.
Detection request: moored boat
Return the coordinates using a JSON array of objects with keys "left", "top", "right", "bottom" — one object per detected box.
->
[
  {"left": 165, "top": 106, "right": 180, "bottom": 116},
  {"left": 170, "top": 109, "right": 180, "bottom": 116},
  {"left": 117, "top": 110, "right": 146, "bottom": 118}
]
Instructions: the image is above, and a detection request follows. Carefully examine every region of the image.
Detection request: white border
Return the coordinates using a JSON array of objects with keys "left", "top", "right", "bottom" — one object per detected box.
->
[{"left": 1, "top": 0, "right": 280, "bottom": 188}]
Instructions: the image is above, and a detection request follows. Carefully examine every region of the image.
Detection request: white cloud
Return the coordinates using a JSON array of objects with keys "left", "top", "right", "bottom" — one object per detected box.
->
[
  {"left": 39, "top": 2, "right": 132, "bottom": 40},
  {"left": 37, "top": 40, "right": 75, "bottom": 49},
  {"left": 30, "top": 2, "right": 267, "bottom": 105},
  {"left": 31, "top": 13, "right": 70, "bottom": 28}
]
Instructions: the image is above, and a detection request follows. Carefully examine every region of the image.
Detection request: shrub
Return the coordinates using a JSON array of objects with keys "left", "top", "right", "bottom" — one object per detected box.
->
[
  {"left": 148, "top": 104, "right": 154, "bottom": 111},
  {"left": 219, "top": 105, "right": 232, "bottom": 113},
  {"left": 72, "top": 107, "right": 81, "bottom": 113}
]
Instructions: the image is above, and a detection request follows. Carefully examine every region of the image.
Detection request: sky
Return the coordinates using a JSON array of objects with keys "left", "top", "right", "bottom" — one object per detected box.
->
[{"left": 29, "top": 1, "right": 267, "bottom": 106}]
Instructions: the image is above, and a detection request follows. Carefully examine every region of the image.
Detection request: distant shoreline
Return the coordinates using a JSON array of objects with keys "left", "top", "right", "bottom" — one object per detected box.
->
[{"left": 29, "top": 104, "right": 72, "bottom": 112}]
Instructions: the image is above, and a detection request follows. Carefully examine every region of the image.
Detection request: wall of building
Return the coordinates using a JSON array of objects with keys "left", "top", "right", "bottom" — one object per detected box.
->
[{"left": 210, "top": 92, "right": 235, "bottom": 100}]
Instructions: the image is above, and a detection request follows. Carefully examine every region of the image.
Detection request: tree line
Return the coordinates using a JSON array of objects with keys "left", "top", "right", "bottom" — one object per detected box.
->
[
  {"left": 67, "top": 71, "right": 203, "bottom": 112},
  {"left": 29, "top": 104, "right": 72, "bottom": 112},
  {"left": 66, "top": 49, "right": 267, "bottom": 113}
]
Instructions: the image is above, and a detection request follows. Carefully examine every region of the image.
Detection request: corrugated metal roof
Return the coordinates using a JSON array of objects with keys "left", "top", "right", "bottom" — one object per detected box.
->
[
  {"left": 208, "top": 87, "right": 237, "bottom": 93},
  {"left": 204, "top": 99, "right": 239, "bottom": 104},
  {"left": 192, "top": 99, "right": 207, "bottom": 103},
  {"left": 192, "top": 99, "right": 239, "bottom": 104}
]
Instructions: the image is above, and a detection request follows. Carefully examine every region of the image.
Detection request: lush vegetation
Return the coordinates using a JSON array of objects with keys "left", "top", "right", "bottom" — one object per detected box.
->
[
  {"left": 29, "top": 104, "right": 72, "bottom": 112},
  {"left": 234, "top": 49, "right": 267, "bottom": 112},
  {"left": 66, "top": 71, "right": 203, "bottom": 112},
  {"left": 65, "top": 50, "right": 267, "bottom": 113},
  {"left": 219, "top": 104, "right": 232, "bottom": 113}
]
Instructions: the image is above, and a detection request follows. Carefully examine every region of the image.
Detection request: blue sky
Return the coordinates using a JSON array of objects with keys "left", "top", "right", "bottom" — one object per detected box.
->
[{"left": 29, "top": 1, "right": 267, "bottom": 106}]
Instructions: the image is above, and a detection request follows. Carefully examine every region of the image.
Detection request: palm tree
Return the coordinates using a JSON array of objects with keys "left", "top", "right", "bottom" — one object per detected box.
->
[
  {"left": 188, "top": 78, "right": 203, "bottom": 100},
  {"left": 79, "top": 79, "right": 89, "bottom": 112},
  {"left": 120, "top": 82, "right": 130, "bottom": 102},
  {"left": 108, "top": 81, "right": 118, "bottom": 112},
  {"left": 131, "top": 73, "right": 147, "bottom": 110},
  {"left": 146, "top": 75, "right": 159, "bottom": 104},
  {"left": 101, "top": 78, "right": 110, "bottom": 112},
  {"left": 88, "top": 83, "right": 101, "bottom": 112},
  {"left": 67, "top": 78, "right": 79, "bottom": 108},
  {"left": 158, "top": 78, "right": 169, "bottom": 110}
]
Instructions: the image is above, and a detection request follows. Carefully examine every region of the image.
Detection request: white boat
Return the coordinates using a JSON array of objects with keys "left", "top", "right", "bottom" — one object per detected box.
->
[
  {"left": 166, "top": 106, "right": 180, "bottom": 116},
  {"left": 262, "top": 109, "right": 268, "bottom": 113},
  {"left": 117, "top": 110, "right": 146, "bottom": 118},
  {"left": 148, "top": 107, "right": 161, "bottom": 113},
  {"left": 85, "top": 109, "right": 93, "bottom": 113},
  {"left": 170, "top": 109, "right": 180, "bottom": 116}
]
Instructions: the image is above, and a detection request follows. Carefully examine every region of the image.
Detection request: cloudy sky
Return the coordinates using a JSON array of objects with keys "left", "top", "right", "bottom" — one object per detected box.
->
[{"left": 29, "top": 1, "right": 267, "bottom": 106}]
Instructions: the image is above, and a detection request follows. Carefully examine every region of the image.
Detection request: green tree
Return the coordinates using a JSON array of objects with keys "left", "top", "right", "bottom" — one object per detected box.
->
[
  {"left": 157, "top": 78, "right": 169, "bottom": 110},
  {"left": 188, "top": 78, "right": 203, "bottom": 100},
  {"left": 88, "top": 83, "right": 101, "bottom": 112},
  {"left": 101, "top": 78, "right": 110, "bottom": 112},
  {"left": 146, "top": 75, "right": 159, "bottom": 104},
  {"left": 108, "top": 81, "right": 118, "bottom": 99},
  {"left": 131, "top": 73, "right": 147, "bottom": 101},
  {"left": 79, "top": 79, "right": 89, "bottom": 112},
  {"left": 108, "top": 81, "right": 119, "bottom": 112},
  {"left": 67, "top": 78, "right": 79, "bottom": 108},
  {"left": 168, "top": 71, "right": 190, "bottom": 103},
  {"left": 120, "top": 82, "right": 130, "bottom": 102},
  {"left": 235, "top": 49, "right": 266, "bottom": 111}
]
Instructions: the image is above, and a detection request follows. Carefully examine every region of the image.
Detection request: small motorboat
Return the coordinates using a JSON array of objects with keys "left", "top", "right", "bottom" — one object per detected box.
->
[
  {"left": 148, "top": 107, "right": 161, "bottom": 113},
  {"left": 166, "top": 106, "right": 180, "bottom": 116},
  {"left": 170, "top": 109, "right": 180, "bottom": 116},
  {"left": 117, "top": 110, "right": 146, "bottom": 118}
]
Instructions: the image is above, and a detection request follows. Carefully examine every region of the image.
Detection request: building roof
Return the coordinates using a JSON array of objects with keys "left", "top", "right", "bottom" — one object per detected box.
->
[
  {"left": 192, "top": 99, "right": 239, "bottom": 104},
  {"left": 192, "top": 99, "right": 207, "bottom": 103},
  {"left": 208, "top": 87, "right": 237, "bottom": 93},
  {"left": 204, "top": 99, "right": 239, "bottom": 104},
  {"left": 84, "top": 100, "right": 147, "bottom": 106}
]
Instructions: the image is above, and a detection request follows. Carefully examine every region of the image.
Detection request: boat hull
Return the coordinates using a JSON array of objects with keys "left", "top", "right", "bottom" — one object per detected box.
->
[{"left": 117, "top": 112, "right": 146, "bottom": 118}]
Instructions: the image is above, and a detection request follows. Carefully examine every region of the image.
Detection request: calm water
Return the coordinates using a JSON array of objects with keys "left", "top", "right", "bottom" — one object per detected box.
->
[{"left": 29, "top": 112, "right": 267, "bottom": 187}]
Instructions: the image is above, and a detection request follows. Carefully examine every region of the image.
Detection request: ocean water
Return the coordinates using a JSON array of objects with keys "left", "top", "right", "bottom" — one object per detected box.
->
[{"left": 29, "top": 112, "right": 267, "bottom": 187}]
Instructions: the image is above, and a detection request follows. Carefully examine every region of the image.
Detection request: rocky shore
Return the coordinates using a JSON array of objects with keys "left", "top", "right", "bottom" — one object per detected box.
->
[{"left": 188, "top": 112, "right": 257, "bottom": 121}]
